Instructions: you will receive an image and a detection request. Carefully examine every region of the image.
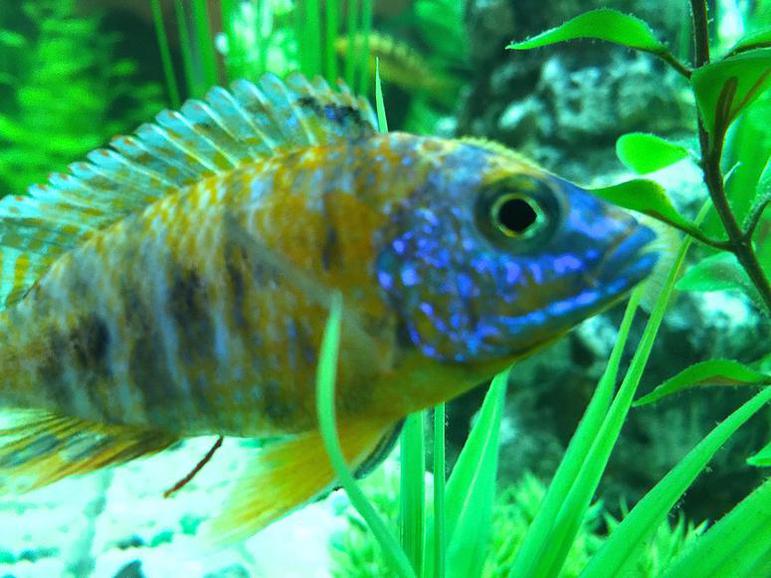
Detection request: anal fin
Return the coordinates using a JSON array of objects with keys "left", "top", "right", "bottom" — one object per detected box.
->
[
  {"left": 207, "top": 418, "right": 396, "bottom": 544},
  {"left": 0, "top": 410, "right": 178, "bottom": 494}
]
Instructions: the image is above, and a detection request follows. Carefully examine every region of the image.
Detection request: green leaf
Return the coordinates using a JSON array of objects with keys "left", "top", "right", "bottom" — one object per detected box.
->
[
  {"left": 747, "top": 440, "right": 771, "bottom": 467},
  {"left": 747, "top": 155, "right": 771, "bottom": 233},
  {"left": 507, "top": 9, "right": 667, "bottom": 54},
  {"left": 589, "top": 179, "right": 697, "bottom": 231},
  {"left": 634, "top": 360, "right": 771, "bottom": 406},
  {"left": 726, "top": 26, "right": 771, "bottom": 56},
  {"left": 443, "top": 369, "right": 508, "bottom": 578},
  {"left": 723, "top": 100, "right": 771, "bottom": 230},
  {"left": 662, "top": 478, "right": 771, "bottom": 577},
  {"left": 582, "top": 387, "right": 771, "bottom": 578},
  {"left": 676, "top": 252, "right": 755, "bottom": 294},
  {"left": 692, "top": 48, "right": 771, "bottom": 140},
  {"left": 616, "top": 133, "right": 690, "bottom": 174}
]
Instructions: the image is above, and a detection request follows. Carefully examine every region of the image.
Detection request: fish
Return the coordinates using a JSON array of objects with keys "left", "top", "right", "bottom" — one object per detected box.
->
[{"left": 0, "top": 72, "right": 658, "bottom": 542}]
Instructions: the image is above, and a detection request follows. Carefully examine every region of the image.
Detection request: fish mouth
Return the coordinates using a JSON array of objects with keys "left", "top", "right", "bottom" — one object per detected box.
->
[{"left": 591, "top": 225, "right": 659, "bottom": 288}]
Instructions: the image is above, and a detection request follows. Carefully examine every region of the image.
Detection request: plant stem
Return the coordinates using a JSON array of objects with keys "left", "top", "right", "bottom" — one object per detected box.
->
[
  {"left": 673, "top": 222, "right": 732, "bottom": 251},
  {"left": 656, "top": 50, "right": 693, "bottom": 79},
  {"left": 690, "top": 0, "right": 771, "bottom": 312}
]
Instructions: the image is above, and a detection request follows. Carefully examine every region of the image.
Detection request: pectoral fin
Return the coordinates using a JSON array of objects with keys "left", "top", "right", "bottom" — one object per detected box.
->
[{"left": 207, "top": 418, "right": 396, "bottom": 544}]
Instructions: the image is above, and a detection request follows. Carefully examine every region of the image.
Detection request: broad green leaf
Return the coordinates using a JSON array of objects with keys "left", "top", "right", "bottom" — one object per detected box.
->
[
  {"left": 443, "top": 370, "right": 508, "bottom": 578},
  {"left": 757, "top": 155, "right": 771, "bottom": 200},
  {"left": 724, "top": 100, "right": 771, "bottom": 229},
  {"left": 727, "top": 26, "right": 771, "bottom": 56},
  {"left": 589, "top": 179, "right": 696, "bottom": 231},
  {"left": 676, "top": 252, "right": 756, "bottom": 294},
  {"left": 748, "top": 155, "right": 771, "bottom": 232},
  {"left": 634, "top": 360, "right": 771, "bottom": 406},
  {"left": 747, "top": 440, "right": 771, "bottom": 466},
  {"left": 582, "top": 387, "right": 771, "bottom": 578},
  {"left": 616, "top": 133, "right": 690, "bottom": 174},
  {"left": 507, "top": 9, "right": 667, "bottom": 53},
  {"left": 692, "top": 48, "right": 771, "bottom": 139}
]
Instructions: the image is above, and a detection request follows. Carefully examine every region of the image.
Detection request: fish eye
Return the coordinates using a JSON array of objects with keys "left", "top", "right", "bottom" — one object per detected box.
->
[
  {"left": 475, "top": 176, "right": 560, "bottom": 248},
  {"left": 490, "top": 193, "right": 544, "bottom": 239}
]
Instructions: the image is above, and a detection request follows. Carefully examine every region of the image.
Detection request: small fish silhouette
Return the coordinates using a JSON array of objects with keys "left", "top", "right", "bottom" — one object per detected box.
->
[{"left": 0, "top": 73, "right": 657, "bottom": 541}]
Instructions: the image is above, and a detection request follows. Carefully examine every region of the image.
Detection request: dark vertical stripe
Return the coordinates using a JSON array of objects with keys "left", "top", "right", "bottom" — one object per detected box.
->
[{"left": 124, "top": 283, "right": 185, "bottom": 420}]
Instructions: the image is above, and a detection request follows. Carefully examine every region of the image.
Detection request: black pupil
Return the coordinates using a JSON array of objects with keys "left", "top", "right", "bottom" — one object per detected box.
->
[{"left": 497, "top": 197, "right": 537, "bottom": 234}]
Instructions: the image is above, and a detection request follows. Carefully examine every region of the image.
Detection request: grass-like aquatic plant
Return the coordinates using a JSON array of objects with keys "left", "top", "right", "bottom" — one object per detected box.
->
[
  {"left": 147, "top": 1, "right": 771, "bottom": 575},
  {"left": 2, "top": 1, "right": 767, "bottom": 575},
  {"left": 317, "top": 2, "right": 771, "bottom": 577},
  {"left": 0, "top": 0, "right": 162, "bottom": 195}
]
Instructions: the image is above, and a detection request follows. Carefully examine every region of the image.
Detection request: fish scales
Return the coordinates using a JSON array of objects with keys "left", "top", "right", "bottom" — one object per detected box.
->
[
  {"left": 0, "top": 73, "right": 659, "bottom": 538},
  {"left": 1, "top": 135, "right": 437, "bottom": 436}
]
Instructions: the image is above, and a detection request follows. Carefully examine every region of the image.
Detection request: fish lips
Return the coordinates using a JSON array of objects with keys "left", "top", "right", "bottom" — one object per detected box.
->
[{"left": 592, "top": 224, "right": 659, "bottom": 288}]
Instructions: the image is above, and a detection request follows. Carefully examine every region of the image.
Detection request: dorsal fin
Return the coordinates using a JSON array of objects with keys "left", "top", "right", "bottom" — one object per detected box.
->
[{"left": 0, "top": 73, "right": 377, "bottom": 309}]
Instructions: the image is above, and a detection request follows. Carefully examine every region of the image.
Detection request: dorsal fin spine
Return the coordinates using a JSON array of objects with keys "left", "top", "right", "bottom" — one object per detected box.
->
[
  {"left": 106, "top": 136, "right": 186, "bottom": 188},
  {"left": 156, "top": 110, "right": 233, "bottom": 172}
]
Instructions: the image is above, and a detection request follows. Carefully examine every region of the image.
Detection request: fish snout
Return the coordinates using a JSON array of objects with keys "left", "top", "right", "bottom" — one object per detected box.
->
[{"left": 592, "top": 222, "right": 659, "bottom": 287}]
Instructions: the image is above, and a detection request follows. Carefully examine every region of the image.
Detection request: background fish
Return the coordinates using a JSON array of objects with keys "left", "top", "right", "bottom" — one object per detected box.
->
[{"left": 0, "top": 72, "right": 657, "bottom": 541}]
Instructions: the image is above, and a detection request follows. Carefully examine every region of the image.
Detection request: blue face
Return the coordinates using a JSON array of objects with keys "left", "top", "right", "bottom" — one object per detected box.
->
[{"left": 375, "top": 141, "right": 658, "bottom": 362}]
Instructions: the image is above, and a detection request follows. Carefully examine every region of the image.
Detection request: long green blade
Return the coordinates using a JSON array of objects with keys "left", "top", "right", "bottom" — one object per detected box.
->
[
  {"left": 150, "top": 0, "right": 180, "bottom": 108},
  {"left": 191, "top": 0, "right": 218, "bottom": 88},
  {"left": 174, "top": 1, "right": 197, "bottom": 97},
  {"left": 357, "top": 0, "right": 373, "bottom": 94},
  {"left": 305, "top": 0, "right": 322, "bottom": 76},
  {"left": 537, "top": 219, "right": 695, "bottom": 578},
  {"left": 444, "top": 369, "right": 509, "bottom": 578},
  {"left": 315, "top": 294, "right": 415, "bottom": 578},
  {"left": 375, "top": 59, "right": 388, "bottom": 132},
  {"left": 433, "top": 404, "right": 446, "bottom": 578},
  {"left": 324, "top": 0, "right": 340, "bottom": 82},
  {"left": 662, "top": 477, "right": 771, "bottom": 578},
  {"left": 508, "top": 292, "right": 640, "bottom": 576},
  {"left": 582, "top": 387, "right": 771, "bottom": 577},
  {"left": 345, "top": 0, "right": 358, "bottom": 87},
  {"left": 400, "top": 413, "right": 426, "bottom": 575}
]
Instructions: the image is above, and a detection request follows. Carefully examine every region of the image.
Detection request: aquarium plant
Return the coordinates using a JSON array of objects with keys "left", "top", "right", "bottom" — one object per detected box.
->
[
  {"left": 0, "top": 1, "right": 767, "bottom": 576},
  {"left": 318, "top": 2, "right": 771, "bottom": 577},
  {"left": 150, "top": 0, "right": 464, "bottom": 135},
  {"left": 0, "top": 0, "right": 162, "bottom": 196}
]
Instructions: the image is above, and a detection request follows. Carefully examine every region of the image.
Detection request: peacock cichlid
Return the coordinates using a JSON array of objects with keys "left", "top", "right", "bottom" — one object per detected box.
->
[{"left": 0, "top": 73, "right": 658, "bottom": 541}]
